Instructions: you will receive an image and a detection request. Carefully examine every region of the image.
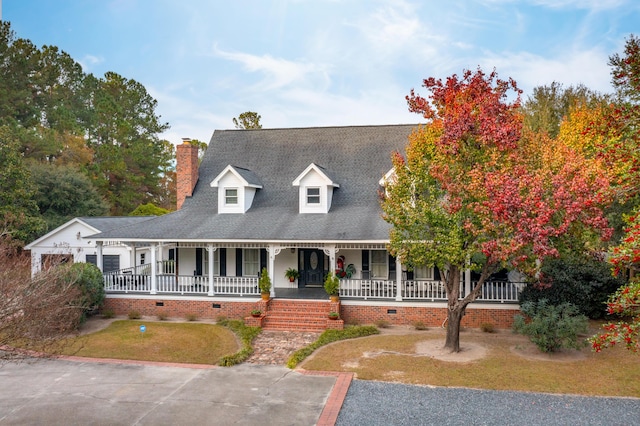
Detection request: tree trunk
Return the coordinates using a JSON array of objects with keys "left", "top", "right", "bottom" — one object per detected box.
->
[
  {"left": 444, "top": 306, "right": 464, "bottom": 352},
  {"left": 442, "top": 263, "right": 493, "bottom": 353}
]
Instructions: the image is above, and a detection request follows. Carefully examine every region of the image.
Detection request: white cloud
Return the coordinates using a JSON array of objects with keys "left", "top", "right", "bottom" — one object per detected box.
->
[
  {"left": 212, "top": 45, "right": 331, "bottom": 92},
  {"left": 78, "top": 54, "right": 104, "bottom": 72},
  {"left": 483, "top": 47, "right": 613, "bottom": 96}
]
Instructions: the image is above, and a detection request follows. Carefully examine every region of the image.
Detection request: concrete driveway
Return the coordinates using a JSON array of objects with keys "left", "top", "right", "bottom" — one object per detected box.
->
[{"left": 0, "top": 358, "right": 342, "bottom": 425}]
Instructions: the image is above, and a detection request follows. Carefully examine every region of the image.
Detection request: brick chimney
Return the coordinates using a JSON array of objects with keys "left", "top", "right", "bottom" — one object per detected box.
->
[{"left": 176, "top": 138, "right": 199, "bottom": 210}]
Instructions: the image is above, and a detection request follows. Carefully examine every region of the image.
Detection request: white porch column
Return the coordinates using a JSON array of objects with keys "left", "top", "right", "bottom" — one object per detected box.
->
[
  {"left": 323, "top": 245, "right": 337, "bottom": 274},
  {"left": 150, "top": 243, "right": 157, "bottom": 294},
  {"left": 395, "top": 257, "right": 403, "bottom": 301},
  {"left": 464, "top": 258, "right": 472, "bottom": 297},
  {"left": 208, "top": 244, "right": 216, "bottom": 296},
  {"left": 96, "top": 242, "right": 103, "bottom": 272},
  {"left": 129, "top": 245, "right": 135, "bottom": 270},
  {"left": 267, "top": 244, "right": 281, "bottom": 297}
]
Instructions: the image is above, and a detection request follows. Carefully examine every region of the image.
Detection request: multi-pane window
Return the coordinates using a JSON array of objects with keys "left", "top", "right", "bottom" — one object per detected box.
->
[
  {"left": 225, "top": 188, "right": 238, "bottom": 205},
  {"left": 203, "top": 249, "right": 220, "bottom": 276},
  {"left": 414, "top": 265, "right": 434, "bottom": 280},
  {"left": 243, "top": 248, "right": 259, "bottom": 276},
  {"left": 370, "top": 250, "right": 387, "bottom": 279},
  {"left": 306, "top": 187, "right": 320, "bottom": 204}
]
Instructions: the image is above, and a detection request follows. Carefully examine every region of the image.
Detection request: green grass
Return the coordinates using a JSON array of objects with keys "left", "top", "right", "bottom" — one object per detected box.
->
[
  {"left": 287, "top": 325, "right": 379, "bottom": 368},
  {"left": 63, "top": 320, "right": 239, "bottom": 365},
  {"left": 216, "top": 318, "right": 262, "bottom": 366}
]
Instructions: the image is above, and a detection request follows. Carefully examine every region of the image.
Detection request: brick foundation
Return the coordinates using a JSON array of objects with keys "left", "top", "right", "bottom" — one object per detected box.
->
[
  {"left": 102, "top": 297, "right": 519, "bottom": 329},
  {"left": 102, "top": 297, "right": 262, "bottom": 320},
  {"left": 341, "top": 303, "right": 519, "bottom": 329}
]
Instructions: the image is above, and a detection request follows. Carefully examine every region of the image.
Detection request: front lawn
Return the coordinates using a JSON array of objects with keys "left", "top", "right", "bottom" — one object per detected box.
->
[{"left": 63, "top": 320, "right": 239, "bottom": 365}]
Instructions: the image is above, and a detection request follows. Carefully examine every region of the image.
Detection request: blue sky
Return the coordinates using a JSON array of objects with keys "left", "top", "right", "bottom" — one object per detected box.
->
[{"left": 3, "top": 0, "right": 639, "bottom": 144}]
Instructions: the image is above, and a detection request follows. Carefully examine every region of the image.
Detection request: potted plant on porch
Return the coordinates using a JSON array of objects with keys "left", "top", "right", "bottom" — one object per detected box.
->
[
  {"left": 259, "top": 267, "right": 271, "bottom": 300},
  {"left": 324, "top": 271, "right": 340, "bottom": 302},
  {"left": 250, "top": 309, "right": 262, "bottom": 317},
  {"left": 284, "top": 268, "right": 300, "bottom": 283},
  {"left": 328, "top": 311, "right": 340, "bottom": 320}
]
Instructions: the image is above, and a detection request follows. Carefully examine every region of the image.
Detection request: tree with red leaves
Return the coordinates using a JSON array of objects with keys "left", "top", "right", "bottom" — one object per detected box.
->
[
  {"left": 382, "top": 68, "right": 613, "bottom": 352},
  {"left": 590, "top": 211, "right": 640, "bottom": 353}
]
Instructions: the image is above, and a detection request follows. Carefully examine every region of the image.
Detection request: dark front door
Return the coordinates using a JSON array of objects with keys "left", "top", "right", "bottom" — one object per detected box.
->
[{"left": 299, "top": 249, "right": 325, "bottom": 288}]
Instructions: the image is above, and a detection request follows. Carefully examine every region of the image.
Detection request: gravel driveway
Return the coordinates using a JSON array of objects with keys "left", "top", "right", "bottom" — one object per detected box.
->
[{"left": 337, "top": 380, "right": 640, "bottom": 426}]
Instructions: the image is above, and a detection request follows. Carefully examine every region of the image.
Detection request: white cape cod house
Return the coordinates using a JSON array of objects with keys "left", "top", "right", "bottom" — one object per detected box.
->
[{"left": 82, "top": 125, "right": 523, "bottom": 330}]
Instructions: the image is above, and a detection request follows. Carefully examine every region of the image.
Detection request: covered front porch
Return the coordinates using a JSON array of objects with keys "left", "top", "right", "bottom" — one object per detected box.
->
[{"left": 97, "top": 241, "right": 525, "bottom": 304}]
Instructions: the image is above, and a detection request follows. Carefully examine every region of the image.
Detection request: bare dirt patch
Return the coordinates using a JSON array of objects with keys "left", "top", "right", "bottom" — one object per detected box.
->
[
  {"left": 375, "top": 325, "right": 587, "bottom": 363},
  {"left": 415, "top": 339, "right": 488, "bottom": 362}
]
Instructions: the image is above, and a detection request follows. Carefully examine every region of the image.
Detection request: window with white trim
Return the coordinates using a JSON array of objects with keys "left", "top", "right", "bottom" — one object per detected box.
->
[
  {"left": 243, "top": 248, "right": 259, "bottom": 276},
  {"left": 225, "top": 188, "right": 238, "bottom": 205},
  {"left": 306, "top": 187, "right": 320, "bottom": 204},
  {"left": 204, "top": 249, "right": 220, "bottom": 276},
  {"left": 414, "top": 265, "right": 434, "bottom": 280},
  {"left": 370, "top": 250, "right": 387, "bottom": 279}
]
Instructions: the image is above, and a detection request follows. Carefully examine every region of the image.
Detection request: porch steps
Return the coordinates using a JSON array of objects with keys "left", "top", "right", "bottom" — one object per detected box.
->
[{"left": 261, "top": 299, "right": 342, "bottom": 332}]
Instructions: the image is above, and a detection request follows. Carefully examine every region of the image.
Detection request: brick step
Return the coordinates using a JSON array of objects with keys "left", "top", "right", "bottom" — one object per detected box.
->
[
  {"left": 268, "top": 301, "right": 332, "bottom": 310},
  {"left": 256, "top": 299, "right": 342, "bottom": 331},
  {"left": 267, "top": 308, "right": 330, "bottom": 318},
  {"left": 261, "top": 317, "right": 329, "bottom": 332}
]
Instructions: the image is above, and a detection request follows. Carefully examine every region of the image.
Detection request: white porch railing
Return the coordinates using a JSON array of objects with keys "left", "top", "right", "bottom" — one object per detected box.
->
[
  {"left": 104, "top": 273, "right": 259, "bottom": 296},
  {"left": 475, "top": 281, "right": 525, "bottom": 303},
  {"left": 103, "top": 273, "right": 151, "bottom": 293},
  {"left": 339, "top": 279, "right": 524, "bottom": 303},
  {"left": 104, "top": 273, "right": 523, "bottom": 303}
]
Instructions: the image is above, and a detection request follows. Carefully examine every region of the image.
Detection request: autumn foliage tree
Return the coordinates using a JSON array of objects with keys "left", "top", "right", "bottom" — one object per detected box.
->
[
  {"left": 590, "top": 211, "right": 640, "bottom": 353},
  {"left": 382, "top": 68, "right": 613, "bottom": 352}
]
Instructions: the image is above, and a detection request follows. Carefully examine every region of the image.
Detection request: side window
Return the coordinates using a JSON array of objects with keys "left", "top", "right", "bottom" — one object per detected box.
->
[
  {"left": 414, "top": 265, "right": 434, "bottom": 280},
  {"left": 243, "top": 248, "right": 259, "bottom": 276},
  {"left": 306, "top": 187, "right": 320, "bottom": 204},
  {"left": 225, "top": 188, "right": 238, "bottom": 205},
  {"left": 370, "top": 250, "right": 387, "bottom": 279},
  {"left": 203, "top": 249, "right": 220, "bottom": 276}
]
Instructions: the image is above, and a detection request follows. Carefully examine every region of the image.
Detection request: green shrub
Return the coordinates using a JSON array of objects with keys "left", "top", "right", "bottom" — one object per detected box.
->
[
  {"left": 157, "top": 312, "right": 168, "bottom": 321},
  {"left": 287, "top": 325, "right": 379, "bottom": 368},
  {"left": 324, "top": 272, "right": 340, "bottom": 296},
  {"left": 66, "top": 262, "right": 105, "bottom": 321},
  {"left": 217, "top": 318, "right": 261, "bottom": 366},
  {"left": 185, "top": 313, "right": 198, "bottom": 321},
  {"left": 520, "top": 256, "right": 625, "bottom": 319},
  {"left": 128, "top": 310, "right": 141, "bottom": 320},
  {"left": 101, "top": 308, "right": 115, "bottom": 319},
  {"left": 513, "top": 299, "right": 588, "bottom": 353},
  {"left": 258, "top": 268, "right": 271, "bottom": 294}
]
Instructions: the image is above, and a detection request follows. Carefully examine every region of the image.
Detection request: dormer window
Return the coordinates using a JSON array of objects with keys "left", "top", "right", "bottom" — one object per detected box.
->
[
  {"left": 225, "top": 188, "right": 238, "bottom": 205},
  {"left": 292, "top": 163, "right": 339, "bottom": 214},
  {"left": 211, "top": 166, "right": 262, "bottom": 213},
  {"left": 306, "top": 187, "right": 320, "bottom": 204}
]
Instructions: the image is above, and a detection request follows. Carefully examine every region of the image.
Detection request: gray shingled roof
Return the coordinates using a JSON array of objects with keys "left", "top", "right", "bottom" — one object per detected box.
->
[
  {"left": 93, "top": 124, "right": 417, "bottom": 242},
  {"left": 80, "top": 216, "right": 156, "bottom": 231},
  {"left": 230, "top": 166, "right": 263, "bottom": 187}
]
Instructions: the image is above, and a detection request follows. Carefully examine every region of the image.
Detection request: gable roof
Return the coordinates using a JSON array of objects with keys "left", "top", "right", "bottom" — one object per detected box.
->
[
  {"left": 292, "top": 163, "right": 340, "bottom": 188},
  {"left": 25, "top": 216, "right": 156, "bottom": 249},
  {"left": 92, "top": 124, "right": 417, "bottom": 242},
  {"left": 210, "top": 165, "right": 263, "bottom": 188}
]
